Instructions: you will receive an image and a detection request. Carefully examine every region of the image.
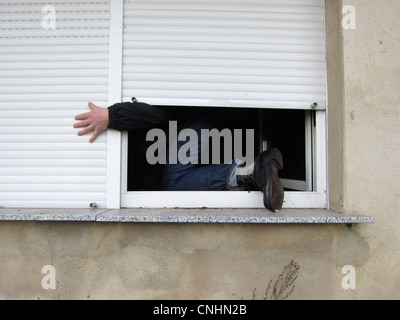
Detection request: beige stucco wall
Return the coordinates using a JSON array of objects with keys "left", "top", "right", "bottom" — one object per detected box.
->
[
  {"left": 339, "top": 0, "right": 400, "bottom": 298},
  {"left": 0, "top": 0, "right": 399, "bottom": 300},
  {"left": 0, "top": 221, "right": 372, "bottom": 300}
]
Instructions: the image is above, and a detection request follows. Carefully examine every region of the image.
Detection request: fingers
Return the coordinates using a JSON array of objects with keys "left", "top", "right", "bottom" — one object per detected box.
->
[
  {"left": 74, "top": 102, "right": 97, "bottom": 120},
  {"left": 77, "top": 125, "right": 99, "bottom": 143},
  {"left": 89, "top": 130, "right": 100, "bottom": 143},
  {"left": 73, "top": 119, "right": 90, "bottom": 128},
  {"left": 88, "top": 101, "right": 97, "bottom": 110},
  {"left": 77, "top": 124, "right": 94, "bottom": 137},
  {"left": 74, "top": 112, "right": 90, "bottom": 121}
]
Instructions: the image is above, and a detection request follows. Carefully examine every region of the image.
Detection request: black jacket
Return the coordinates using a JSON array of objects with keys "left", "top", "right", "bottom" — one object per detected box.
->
[{"left": 107, "top": 99, "right": 174, "bottom": 132}]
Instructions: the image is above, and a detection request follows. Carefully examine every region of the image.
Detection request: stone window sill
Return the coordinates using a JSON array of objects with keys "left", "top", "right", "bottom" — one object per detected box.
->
[{"left": 0, "top": 208, "right": 374, "bottom": 224}]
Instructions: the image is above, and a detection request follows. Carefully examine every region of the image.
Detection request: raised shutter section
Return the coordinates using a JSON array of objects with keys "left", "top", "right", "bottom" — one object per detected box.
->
[
  {"left": 0, "top": 0, "right": 110, "bottom": 208},
  {"left": 122, "top": 0, "right": 327, "bottom": 109}
]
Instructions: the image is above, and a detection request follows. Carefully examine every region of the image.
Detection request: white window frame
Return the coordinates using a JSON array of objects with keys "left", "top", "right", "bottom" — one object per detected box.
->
[
  {"left": 106, "top": 0, "right": 124, "bottom": 209},
  {"left": 118, "top": 111, "right": 326, "bottom": 209},
  {"left": 276, "top": 111, "right": 313, "bottom": 193},
  {"left": 107, "top": 0, "right": 328, "bottom": 210}
]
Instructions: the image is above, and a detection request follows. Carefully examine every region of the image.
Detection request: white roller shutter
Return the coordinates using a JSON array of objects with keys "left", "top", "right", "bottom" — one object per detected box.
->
[
  {"left": 0, "top": 0, "right": 110, "bottom": 208},
  {"left": 122, "top": 0, "right": 327, "bottom": 110}
]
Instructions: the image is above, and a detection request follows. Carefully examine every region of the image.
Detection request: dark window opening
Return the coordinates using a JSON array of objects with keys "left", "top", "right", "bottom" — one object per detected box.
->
[
  {"left": 262, "top": 109, "right": 308, "bottom": 183},
  {"left": 127, "top": 107, "right": 308, "bottom": 192}
]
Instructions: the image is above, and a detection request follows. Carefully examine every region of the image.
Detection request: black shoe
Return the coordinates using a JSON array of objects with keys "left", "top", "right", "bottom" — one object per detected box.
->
[{"left": 237, "top": 148, "right": 284, "bottom": 212}]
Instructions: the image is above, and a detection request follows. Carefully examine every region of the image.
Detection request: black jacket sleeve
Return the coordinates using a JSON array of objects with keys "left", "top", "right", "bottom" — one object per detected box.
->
[{"left": 107, "top": 99, "right": 174, "bottom": 131}]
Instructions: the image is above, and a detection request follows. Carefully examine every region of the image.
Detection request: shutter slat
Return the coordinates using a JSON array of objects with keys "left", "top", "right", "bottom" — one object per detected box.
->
[
  {"left": 0, "top": 61, "right": 108, "bottom": 70},
  {"left": 1, "top": 69, "right": 108, "bottom": 79},
  {"left": 0, "top": 85, "right": 108, "bottom": 94},
  {"left": 0, "top": 159, "right": 107, "bottom": 168},
  {"left": 0, "top": 185, "right": 106, "bottom": 193},
  {"left": 0, "top": 151, "right": 107, "bottom": 159},
  {"left": 0, "top": 94, "right": 108, "bottom": 102},
  {"left": 0, "top": 167, "right": 106, "bottom": 176},
  {"left": 0, "top": 78, "right": 107, "bottom": 86},
  {"left": 1, "top": 37, "right": 109, "bottom": 46},
  {"left": 124, "top": 74, "right": 325, "bottom": 86},
  {"left": 0, "top": 193, "right": 106, "bottom": 202},
  {"left": 123, "top": 65, "right": 326, "bottom": 78},
  {"left": 1, "top": 53, "right": 108, "bottom": 62},
  {"left": 0, "top": 143, "right": 106, "bottom": 151},
  {"left": 0, "top": 45, "right": 109, "bottom": 54},
  {"left": 1, "top": 176, "right": 106, "bottom": 184}
]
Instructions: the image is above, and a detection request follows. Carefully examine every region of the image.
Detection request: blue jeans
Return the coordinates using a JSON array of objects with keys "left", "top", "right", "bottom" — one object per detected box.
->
[{"left": 162, "top": 116, "right": 239, "bottom": 191}]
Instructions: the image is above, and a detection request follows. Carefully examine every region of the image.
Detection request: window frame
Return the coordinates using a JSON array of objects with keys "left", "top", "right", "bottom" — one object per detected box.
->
[
  {"left": 106, "top": 0, "right": 124, "bottom": 209},
  {"left": 118, "top": 110, "right": 326, "bottom": 209},
  {"left": 107, "top": 0, "right": 328, "bottom": 210}
]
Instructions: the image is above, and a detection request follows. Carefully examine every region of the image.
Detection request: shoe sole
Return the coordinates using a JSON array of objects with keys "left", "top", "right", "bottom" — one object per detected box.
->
[{"left": 255, "top": 148, "right": 284, "bottom": 212}]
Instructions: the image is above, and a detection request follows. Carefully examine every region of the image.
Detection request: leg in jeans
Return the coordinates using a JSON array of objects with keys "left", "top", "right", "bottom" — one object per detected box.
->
[{"left": 162, "top": 115, "right": 238, "bottom": 191}]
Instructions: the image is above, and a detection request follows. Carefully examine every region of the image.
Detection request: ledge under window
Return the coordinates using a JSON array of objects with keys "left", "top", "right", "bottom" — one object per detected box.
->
[{"left": 0, "top": 208, "right": 374, "bottom": 224}]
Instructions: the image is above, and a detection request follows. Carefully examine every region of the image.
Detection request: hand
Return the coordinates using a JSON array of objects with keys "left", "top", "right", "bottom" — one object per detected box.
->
[{"left": 74, "top": 102, "right": 109, "bottom": 143}]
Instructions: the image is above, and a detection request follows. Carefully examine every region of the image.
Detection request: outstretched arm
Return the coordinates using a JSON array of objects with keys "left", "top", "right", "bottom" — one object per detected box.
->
[
  {"left": 74, "top": 102, "right": 109, "bottom": 143},
  {"left": 74, "top": 99, "right": 174, "bottom": 143}
]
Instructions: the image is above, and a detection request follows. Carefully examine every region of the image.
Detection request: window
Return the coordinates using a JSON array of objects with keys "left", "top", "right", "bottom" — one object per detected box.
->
[
  {"left": 120, "top": 108, "right": 326, "bottom": 209},
  {"left": 126, "top": 108, "right": 312, "bottom": 193},
  {"left": 118, "top": 0, "right": 327, "bottom": 209}
]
